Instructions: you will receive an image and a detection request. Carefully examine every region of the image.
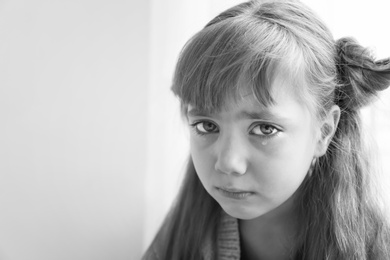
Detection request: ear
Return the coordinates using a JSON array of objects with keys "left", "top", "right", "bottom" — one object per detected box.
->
[{"left": 314, "top": 105, "right": 340, "bottom": 157}]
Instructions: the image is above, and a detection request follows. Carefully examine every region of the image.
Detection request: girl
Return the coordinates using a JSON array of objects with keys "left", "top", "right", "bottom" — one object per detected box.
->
[{"left": 143, "top": 0, "right": 390, "bottom": 259}]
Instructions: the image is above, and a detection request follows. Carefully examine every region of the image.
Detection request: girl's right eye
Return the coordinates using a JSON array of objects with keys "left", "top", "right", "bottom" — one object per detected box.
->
[{"left": 190, "top": 121, "right": 219, "bottom": 134}]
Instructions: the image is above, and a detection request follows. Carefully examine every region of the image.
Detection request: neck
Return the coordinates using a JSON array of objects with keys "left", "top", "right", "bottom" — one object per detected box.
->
[{"left": 239, "top": 196, "right": 300, "bottom": 260}]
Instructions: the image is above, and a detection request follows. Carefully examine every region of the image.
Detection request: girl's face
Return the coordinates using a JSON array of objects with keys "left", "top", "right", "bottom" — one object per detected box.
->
[{"left": 188, "top": 75, "right": 322, "bottom": 220}]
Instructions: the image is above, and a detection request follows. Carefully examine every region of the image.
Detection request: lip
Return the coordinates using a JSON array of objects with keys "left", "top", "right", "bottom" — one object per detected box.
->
[{"left": 216, "top": 186, "right": 254, "bottom": 200}]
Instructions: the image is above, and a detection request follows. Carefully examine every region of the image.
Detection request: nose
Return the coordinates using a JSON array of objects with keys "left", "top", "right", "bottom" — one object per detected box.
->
[{"left": 214, "top": 132, "right": 248, "bottom": 175}]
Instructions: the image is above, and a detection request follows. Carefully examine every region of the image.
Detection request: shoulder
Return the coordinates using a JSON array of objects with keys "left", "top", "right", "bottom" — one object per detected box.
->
[
  {"left": 142, "top": 210, "right": 241, "bottom": 260},
  {"left": 141, "top": 245, "right": 159, "bottom": 260},
  {"left": 141, "top": 218, "right": 170, "bottom": 260}
]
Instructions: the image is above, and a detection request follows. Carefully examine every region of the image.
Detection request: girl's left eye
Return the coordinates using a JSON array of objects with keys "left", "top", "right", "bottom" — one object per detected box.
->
[{"left": 250, "top": 124, "right": 279, "bottom": 136}]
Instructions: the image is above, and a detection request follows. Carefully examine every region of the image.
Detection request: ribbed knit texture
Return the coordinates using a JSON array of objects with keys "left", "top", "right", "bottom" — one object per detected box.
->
[{"left": 217, "top": 211, "right": 241, "bottom": 259}]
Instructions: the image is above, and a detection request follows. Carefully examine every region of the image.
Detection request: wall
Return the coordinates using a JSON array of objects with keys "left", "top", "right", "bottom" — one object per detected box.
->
[
  {"left": 0, "top": 0, "right": 389, "bottom": 259},
  {"left": 0, "top": 0, "right": 149, "bottom": 259}
]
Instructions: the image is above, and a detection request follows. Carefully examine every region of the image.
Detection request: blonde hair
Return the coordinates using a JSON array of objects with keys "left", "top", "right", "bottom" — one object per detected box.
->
[{"left": 145, "top": 0, "right": 390, "bottom": 259}]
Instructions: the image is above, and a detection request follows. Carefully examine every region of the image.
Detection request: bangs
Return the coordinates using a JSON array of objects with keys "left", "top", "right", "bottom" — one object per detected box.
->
[{"left": 171, "top": 15, "right": 305, "bottom": 115}]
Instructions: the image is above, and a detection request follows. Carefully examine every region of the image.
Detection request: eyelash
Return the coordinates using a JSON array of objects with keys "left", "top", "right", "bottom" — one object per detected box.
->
[
  {"left": 189, "top": 120, "right": 281, "bottom": 139},
  {"left": 189, "top": 120, "right": 218, "bottom": 136},
  {"left": 250, "top": 124, "right": 280, "bottom": 139}
]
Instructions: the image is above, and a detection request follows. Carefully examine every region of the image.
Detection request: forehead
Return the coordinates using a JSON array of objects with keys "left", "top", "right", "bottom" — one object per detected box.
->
[
  {"left": 187, "top": 75, "right": 310, "bottom": 124},
  {"left": 187, "top": 72, "right": 300, "bottom": 115}
]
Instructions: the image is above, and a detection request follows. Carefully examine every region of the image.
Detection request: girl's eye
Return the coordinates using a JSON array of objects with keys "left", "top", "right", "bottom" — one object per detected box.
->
[
  {"left": 251, "top": 124, "right": 279, "bottom": 136},
  {"left": 192, "top": 121, "right": 218, "bottom": 134}
]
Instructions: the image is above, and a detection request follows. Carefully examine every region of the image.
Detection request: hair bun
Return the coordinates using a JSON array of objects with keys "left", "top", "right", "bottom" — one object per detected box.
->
[{"left": 335, "top": 37, "right": 390, "bottom": 110}]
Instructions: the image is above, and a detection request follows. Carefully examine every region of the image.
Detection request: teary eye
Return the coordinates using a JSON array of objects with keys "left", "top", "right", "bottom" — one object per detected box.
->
[{"left": 251, "top": 124, "right": 279, "bottom": 136}]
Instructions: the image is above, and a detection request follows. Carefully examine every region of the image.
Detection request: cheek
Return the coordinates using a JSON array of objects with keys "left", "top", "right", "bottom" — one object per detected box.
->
[
  {"left": 254, "top": 134, "right": 315, "bottom": 190},
  {"left": 189, "top": 139, "right": 214, "bottom": 182}
]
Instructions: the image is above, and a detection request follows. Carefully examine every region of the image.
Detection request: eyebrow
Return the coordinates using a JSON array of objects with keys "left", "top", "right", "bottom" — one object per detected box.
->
[
  {"left": 187, "top": 108, "right": 288, "bottom": 122},
  {"left": 187, "top": 108, "right": 211, "bottom": 117},
  {"left": 239, "top": 110, "right": 285, "bottom": 121}
]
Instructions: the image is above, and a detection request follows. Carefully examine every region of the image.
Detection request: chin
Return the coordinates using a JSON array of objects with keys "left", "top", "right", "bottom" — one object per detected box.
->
[{"left": 220, "top": 204, "right": 267, "bottom": 220}]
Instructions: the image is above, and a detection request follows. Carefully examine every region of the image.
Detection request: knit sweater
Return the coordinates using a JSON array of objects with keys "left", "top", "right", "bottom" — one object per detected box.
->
[{"left": 215, "top": 211, "right": 241, "bottom": 259}]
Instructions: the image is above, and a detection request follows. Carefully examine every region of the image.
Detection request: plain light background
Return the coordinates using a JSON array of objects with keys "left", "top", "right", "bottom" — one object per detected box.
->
[{"left": 0, "top": 0, "right": 389, "bottom": 260}]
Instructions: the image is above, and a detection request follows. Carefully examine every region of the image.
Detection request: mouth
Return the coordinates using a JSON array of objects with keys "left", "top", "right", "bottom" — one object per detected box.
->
[{"left": 216, "top": 186, "right": 254, "bottom": 200}]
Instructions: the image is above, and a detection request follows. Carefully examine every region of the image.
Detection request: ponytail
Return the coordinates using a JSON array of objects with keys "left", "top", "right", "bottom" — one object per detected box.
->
[
  {"left": 335, "top": 37, "right": 390, "bottom": 111},
  {"left": 296, "top": 38, "right": 390, "bottom": 259}
]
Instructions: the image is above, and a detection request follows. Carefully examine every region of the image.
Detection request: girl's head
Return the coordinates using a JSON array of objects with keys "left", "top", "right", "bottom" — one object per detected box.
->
[
  {"left": 171, "top": 0, "right": 390, "bottom": 221},
  {"left": 172, "top": 0, "right": 341, "bottom": 220}
]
